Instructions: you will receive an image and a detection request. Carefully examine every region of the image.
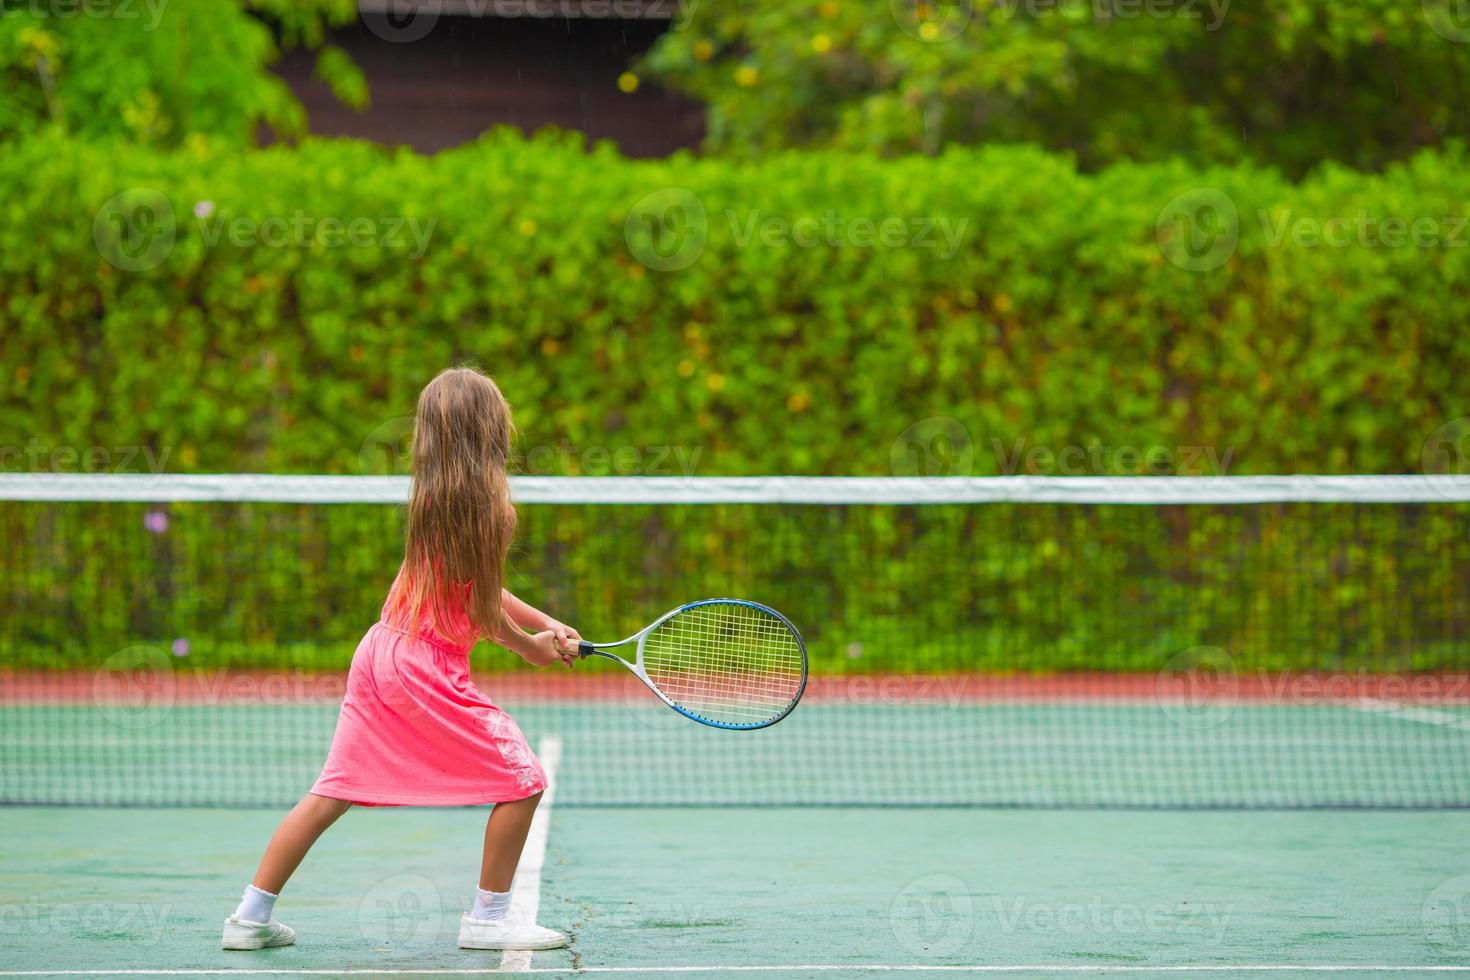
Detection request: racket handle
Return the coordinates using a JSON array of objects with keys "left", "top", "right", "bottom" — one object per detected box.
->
[{"left": 577, "top": 641, "right": 595, "bottom": 658}]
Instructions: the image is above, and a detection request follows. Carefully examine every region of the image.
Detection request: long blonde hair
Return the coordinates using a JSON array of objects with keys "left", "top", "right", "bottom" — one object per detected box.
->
[{"left": 401, "top": 366, "right": 516, "bottom": 640}]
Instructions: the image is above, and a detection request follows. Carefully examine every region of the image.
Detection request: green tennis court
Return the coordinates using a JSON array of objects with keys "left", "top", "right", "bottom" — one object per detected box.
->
[
  {"left": 5, "top": 692, "right": 1470, "bottom": 975},
  {"left": 4, "top": 794, "right": 1470, "bottom": 974}
]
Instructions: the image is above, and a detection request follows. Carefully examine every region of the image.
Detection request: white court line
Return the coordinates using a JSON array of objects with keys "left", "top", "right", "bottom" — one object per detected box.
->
[
  {"left": 498, "top": 735, "right": 562, "bottom": 974},
  {"left": 4, "top": 966, "right": 1470, "bottom": 975},
  {"left": 1352, "top": 698, "right": 1470, "bottom": 732}
]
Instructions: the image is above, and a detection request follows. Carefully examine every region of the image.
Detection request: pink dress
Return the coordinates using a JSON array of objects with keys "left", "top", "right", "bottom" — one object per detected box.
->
[{"left": 310, "top": 567, "right": 548, "bottom": 806}]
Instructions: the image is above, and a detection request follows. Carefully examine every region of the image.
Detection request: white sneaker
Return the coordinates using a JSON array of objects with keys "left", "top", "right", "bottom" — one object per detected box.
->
[
  {"left": 221, "top": 914, "right": 296, "bottom": 950},
  {"left": 457, "top": 913, "right": 567, "bottom": 950}
]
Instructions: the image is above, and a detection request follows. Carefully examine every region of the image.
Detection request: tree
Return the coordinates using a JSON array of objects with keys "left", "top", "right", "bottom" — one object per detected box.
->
[
  {"left": 0, "top": 0, "right": 365, "bottom": 147},
  {"left": 641, "top": 0, "right": 1470, "bottom": 175}
]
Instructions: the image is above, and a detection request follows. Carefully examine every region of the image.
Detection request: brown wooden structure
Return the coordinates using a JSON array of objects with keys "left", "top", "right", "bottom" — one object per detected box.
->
[{"left": 275, "top": 4, "right": 704, "bottom": 156}]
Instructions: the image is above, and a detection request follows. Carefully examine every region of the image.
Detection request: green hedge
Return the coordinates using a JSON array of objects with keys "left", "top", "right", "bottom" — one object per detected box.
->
[
  {"left": 2, "top": 131, "right": 1469, "bottom": 673},
  {"left": 3, "top": 130, "right": 1468, "bottom": 477}
]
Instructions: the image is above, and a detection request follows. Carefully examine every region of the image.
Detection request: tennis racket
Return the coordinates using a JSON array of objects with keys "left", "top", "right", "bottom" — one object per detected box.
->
[{"left": 577, "top": 599, "right": 807, "bottom": 730}]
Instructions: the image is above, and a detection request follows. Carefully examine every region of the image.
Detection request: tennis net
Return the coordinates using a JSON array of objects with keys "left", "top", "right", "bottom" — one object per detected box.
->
[{"left": 2, "top": 473, "right": 1469, "bottom": 809}]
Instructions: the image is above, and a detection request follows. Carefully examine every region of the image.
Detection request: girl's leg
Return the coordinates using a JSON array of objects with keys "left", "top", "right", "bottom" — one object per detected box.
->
[
  {"left": 479, "top": 791, "right": 543, "bottom": 892},
  {"left": 459, "top": 792, "right": 565, "bottom": 947},
  {"left": 252, "top": 793, "right": 353, "bottom": 893}
]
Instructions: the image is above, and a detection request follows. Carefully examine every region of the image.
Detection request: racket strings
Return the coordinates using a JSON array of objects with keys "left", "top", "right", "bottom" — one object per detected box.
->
[{"left": 641, "top": 603, "right": 805, "bottom": 726}]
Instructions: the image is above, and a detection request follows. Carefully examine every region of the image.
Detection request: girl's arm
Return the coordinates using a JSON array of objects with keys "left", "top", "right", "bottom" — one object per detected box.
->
[
  {"left": 496, "top": 590, "right": 581, "bottom": 668},
  {"left": 491, "top": 616, "right": 576, "bottom": 669},
  {"left": 502, "top": 589, "right": 581, "bottom": 649}
]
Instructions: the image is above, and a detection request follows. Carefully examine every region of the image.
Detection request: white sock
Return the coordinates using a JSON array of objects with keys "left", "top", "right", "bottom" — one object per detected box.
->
[
  {"left": 234, "top": 884, "right": 279, "bottom": 924},
  {"left": 470, "top": 888, "right": 512, "bottom": 921}
]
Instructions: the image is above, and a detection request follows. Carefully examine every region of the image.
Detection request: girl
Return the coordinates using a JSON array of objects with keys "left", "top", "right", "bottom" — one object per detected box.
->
[{"left": 222, "top": 367, "right": 577, "bottom": 952}]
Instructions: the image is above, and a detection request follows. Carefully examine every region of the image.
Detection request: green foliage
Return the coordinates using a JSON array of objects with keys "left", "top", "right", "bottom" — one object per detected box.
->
[
  {"left": 641, "top": 0, "right": 1470, "bottom": 176},
  {"left": 3, "top": 130, "right": 1466, "bottom": 477},
  {"left": 2, "top": 130, "right": 1469, "bottom": 672},
  {"left": 0, "top": 0, "right": 362, "bottom": 147}
]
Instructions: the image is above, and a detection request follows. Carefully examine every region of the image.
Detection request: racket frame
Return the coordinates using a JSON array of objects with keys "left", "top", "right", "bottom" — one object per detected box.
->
[{"left": 576, "top": 598, "right": 808, "bottom": 730}]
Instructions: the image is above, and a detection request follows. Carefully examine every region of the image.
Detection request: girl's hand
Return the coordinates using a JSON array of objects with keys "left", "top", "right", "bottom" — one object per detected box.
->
[
  {"left": 544, "top": 619, "right": 582, "bottom": 656},
  {"left": 543, "top": 617, "right": 582, "bottom": 664},
  {"left": 525, "top": 630, "right": 577, "bottom": 669}
]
